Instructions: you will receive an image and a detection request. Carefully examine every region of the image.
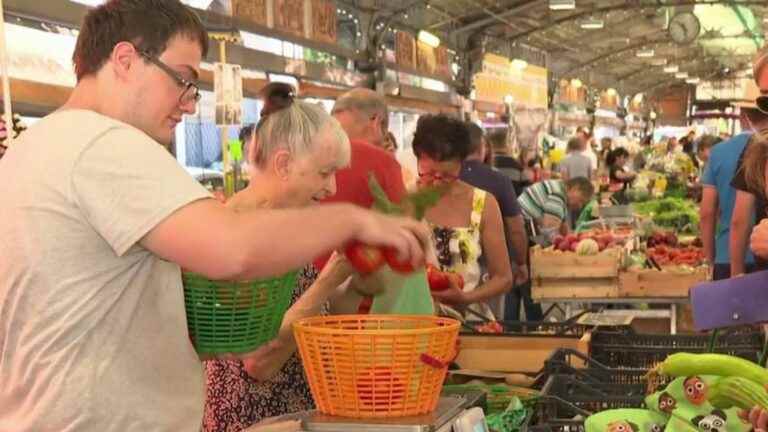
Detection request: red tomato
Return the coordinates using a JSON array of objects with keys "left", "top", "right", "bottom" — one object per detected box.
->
[
  {"left": 426, "top": 264, "right": 450, "bottom": 291},
  {"left": 447, "top": 272, "right": 465, "bottom": 290},
  {"left": 356, "top": 366, "right": 406, "bottom": 406},
  {"left": 345, "top": 241, "right": 385, "bottom": 275},
  {"left": 382, "top": 247, "right": 417, "bottom": 273}
]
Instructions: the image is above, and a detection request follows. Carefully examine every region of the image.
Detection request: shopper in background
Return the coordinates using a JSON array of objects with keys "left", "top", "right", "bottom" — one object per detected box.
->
[
  {"left": 560, "top": 136, "right": 593, "bottom": 181},
  {"left": 700, "top": 132, "right": 755, "bottom": 280},
  {"left": 695, "top": 134, "right": 721, "bottom": 176},
  {"left": 204, "top": 101, "right": 355, "bottom": 431},
  {"left": 728, "top": 45, "right": 768, "bottom": 278},
  {"left": 491, "top": 130, "right": 536, "bottom": 196},
  {"left": 383, "top": 131, "right": 398, "bottom": 153},
  {"left": 518, "top": 177, "right": 595, "bottom": 238},
  {"left": 577, "top": 126, "right": 599, "bottom": 171},
  {"left": 461, "top": 122, "right": 529, "bottom": 319},
  {"left": 414, "top": 115, "right": 513, "bottom": 320},
  {"left": 633, "top": 135, "right": 653, "bottom": 171},
  {"left": 0, "top": 2, "right": 429, "bottom": 430},
  {"left": 606, "top": 147, "right": 636, "bottom": 192},
  {"left": 667, "top": 136, "right": 680, "bottom": 154},
  {"left": 599, "top": 137, "right": 614, "bottom": 165}
]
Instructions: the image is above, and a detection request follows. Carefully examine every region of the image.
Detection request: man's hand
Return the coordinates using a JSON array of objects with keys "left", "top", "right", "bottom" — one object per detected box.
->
[
  {"left": 513, "top": 264, "right": 528, "bottom": 285},
  {"left": 751, "top": 219, "right": 768, "bottom": 258}
]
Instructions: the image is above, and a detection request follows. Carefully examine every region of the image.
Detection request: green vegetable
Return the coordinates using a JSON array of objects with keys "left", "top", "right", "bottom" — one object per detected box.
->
[
  {"left": 709, "top": 376, "right": 768, "bottom": 411},
  {"left": 633, "top": 197, "right": 699, "bottom": 234},
  {"left": 651, "top": 353, "right": 768, "bottom": 387},
  {"left": 369, "top": 173, "right": 445, "bottom": 220}
]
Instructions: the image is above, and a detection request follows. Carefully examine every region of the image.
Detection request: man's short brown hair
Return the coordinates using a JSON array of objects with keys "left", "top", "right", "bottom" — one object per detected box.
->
[{"left": 72, "top": 0, "right": 208, "bottom": 81}]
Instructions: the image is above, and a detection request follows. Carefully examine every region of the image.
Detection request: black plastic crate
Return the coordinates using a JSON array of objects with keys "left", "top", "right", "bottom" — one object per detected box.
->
[
  {"left": 523, "top": 374, "right": 646, "bottom": 432},
  {"left": 590, "top": 327, "right": 765, "bottom": 370},
  {"left": 541, "top": 349, "right": 664, "bottom": 389}
]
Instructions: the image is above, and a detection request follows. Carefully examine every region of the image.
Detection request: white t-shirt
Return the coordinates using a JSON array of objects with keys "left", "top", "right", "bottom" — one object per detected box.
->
[
  {"left": 581, "top": 148, "right": 599, "bottom": 170},
  {"left": 0, "top": 110, "right": 211, "bottom": 431}
]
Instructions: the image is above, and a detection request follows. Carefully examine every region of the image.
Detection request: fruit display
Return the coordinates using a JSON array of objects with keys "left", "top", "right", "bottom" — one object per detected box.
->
[
  {"left": 646, "top": 245, "right": 705, "bottom": 267},
  {"left": 551, "top": 231, "right": 623, "bottom": 253}
]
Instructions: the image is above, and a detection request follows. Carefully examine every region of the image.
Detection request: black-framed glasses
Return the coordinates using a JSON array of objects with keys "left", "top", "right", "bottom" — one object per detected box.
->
[
  {"left": 139, "top": 51, "right": 201, "bottom": 105},
  {"left": 756, "top": 95, "right": 768, "bottom": 115}
]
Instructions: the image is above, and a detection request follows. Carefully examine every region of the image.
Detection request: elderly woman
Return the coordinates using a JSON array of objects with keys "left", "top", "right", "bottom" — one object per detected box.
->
[
  {"left": 203, "top": 99, "right": 353, "bottom": 431},
  {"left": 413, "top": 114, "right": 513, "bottom": 320}
]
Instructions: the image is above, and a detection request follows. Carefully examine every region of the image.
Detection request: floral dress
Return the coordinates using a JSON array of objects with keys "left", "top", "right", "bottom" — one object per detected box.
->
[
  {"left": 202, "top": 266, "right": 318, "bottom": 432},
  {"left": 431, "top": 188, "right": 495, "bottom": 320}
]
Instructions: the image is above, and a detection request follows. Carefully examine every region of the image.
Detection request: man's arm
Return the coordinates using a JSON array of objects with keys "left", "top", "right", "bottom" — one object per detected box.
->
[
  {"left": 505, "top": 215, "right": 528, "bottom": 283},
  {"left": 699, "top": 186, "right": 718, "bottom": 265},
  {"left": 730, "top": 191, "right": 755, "bottom": 277},
  {"left": 141, "top": 199, "right": 428, "bottom": 281}
]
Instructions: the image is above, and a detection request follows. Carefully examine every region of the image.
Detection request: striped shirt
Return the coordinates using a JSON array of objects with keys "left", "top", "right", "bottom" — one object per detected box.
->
[{"left": 517, "top": 180, "right": 568, "bottom": 222}]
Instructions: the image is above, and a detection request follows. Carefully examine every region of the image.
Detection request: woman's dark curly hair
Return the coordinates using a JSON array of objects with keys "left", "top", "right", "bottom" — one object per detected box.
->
[
  {"left": 606, "top": 147, "right": 630, "bottom": 167},
  {"left": 412, "top": 114, "right": 471, "bottom": 162}
]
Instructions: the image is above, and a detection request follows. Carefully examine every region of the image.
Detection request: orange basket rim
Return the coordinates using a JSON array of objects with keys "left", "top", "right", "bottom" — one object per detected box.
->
[{"left": 293, "top": 314, "right": 460, "bottom": 336}]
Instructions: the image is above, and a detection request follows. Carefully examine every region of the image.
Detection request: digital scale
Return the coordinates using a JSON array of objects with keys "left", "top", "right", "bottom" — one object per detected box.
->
[{"left": 260, "top": 392, "right": 489, "bottom": 432}]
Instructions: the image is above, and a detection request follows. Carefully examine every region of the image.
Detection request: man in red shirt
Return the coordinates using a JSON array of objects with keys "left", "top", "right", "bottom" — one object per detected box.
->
[
  {"left": 326, "top": 88, "right": 406, "bottom": 208},
  {"left": 315, "top": 88, "right": 406, "bottom": 238},
  {"left": 318, "top": 88, "right": 408, "bottom": 312}
]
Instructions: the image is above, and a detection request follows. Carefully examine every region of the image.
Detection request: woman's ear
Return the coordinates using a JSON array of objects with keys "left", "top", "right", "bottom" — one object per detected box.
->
[{"left": 273, "top": 149, "right": 293, "bottom": 180}]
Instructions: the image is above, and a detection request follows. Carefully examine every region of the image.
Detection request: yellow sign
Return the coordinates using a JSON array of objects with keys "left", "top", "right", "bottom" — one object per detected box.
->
[{"left": 473, "top": 54, "right": 548, "bottom": 109}]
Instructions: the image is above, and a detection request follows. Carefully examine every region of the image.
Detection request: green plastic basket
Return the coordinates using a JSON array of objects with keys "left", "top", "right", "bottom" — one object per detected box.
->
[{"left": 182, "top": 271, "right": 297, "bottom": 355}]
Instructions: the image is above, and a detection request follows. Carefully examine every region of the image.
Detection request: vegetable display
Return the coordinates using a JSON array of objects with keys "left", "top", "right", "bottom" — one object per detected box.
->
[{"left": 634, "top": 198, "right": 699, "bottom": 234}]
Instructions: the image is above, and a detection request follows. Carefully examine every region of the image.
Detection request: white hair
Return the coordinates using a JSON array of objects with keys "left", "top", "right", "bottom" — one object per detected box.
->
[{"left": 251, "top": 101, "right": 350, "bottom": 169}]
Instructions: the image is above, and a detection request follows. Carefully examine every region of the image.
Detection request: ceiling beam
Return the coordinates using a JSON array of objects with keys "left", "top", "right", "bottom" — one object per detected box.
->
[
  {"left": 507, "top": 0, "right": 768, "bottom": 42},
  {"left": 561, "top": 35, "right": 671, "bottom": 76},
  {"left": 452, "top": 0, "right": 540, "bottom": 34}
]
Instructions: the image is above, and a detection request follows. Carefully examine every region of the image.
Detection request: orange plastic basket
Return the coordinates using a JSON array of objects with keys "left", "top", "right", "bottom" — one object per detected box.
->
[{"left": 293, "top": 314, "right": 460, "bottom": 418}]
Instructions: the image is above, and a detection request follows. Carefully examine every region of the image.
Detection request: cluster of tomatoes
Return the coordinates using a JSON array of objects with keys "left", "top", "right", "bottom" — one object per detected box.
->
[
  {"left": 344, "top": 241, "right": 463, "bottom": 293},
  {"left": 344, "top": 241, "right": 416, "bottom": 275},
  {"left": 647, "top": 245, "right": 705, "bottom": 266}
]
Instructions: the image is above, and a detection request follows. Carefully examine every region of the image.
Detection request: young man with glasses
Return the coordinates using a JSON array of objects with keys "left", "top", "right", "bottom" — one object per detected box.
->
[{"left": 0, "top": 1, "right": 428, "bottom": 430}]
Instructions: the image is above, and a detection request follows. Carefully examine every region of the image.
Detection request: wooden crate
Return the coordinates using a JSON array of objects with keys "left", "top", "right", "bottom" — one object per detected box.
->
[
  {"left": 531, "top": 247, "right": 622, "bottom": 300},
  {"left": 455, "top": 332, "right": 591, "bottom": 373},
  {"left": 618, "top": 269, "right": 709, "bottom": 298}
]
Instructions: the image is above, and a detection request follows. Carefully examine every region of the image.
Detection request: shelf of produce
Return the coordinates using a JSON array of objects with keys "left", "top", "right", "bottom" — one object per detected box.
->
[{"left": 531, "top": 247, "right": 623, "bottom": 301}]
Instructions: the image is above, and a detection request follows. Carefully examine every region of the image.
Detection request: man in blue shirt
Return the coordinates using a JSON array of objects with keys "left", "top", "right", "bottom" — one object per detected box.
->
[
  {"left": 700, "top": 133, "right": 755, "bottom": 280},
  {"left": 461, "top": 123, "right": 540, "bottom": 321}
]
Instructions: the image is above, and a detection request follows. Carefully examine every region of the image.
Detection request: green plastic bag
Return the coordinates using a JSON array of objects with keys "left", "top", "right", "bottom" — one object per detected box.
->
[
  {"left": 585, "top": 408, "right": 668, "bottom": 432},
  {"left": 369, "top": 267, "right": 434, "bottom": 315},
  {"left": 486, "top": 396, "right": 529, "bottom": 432}
]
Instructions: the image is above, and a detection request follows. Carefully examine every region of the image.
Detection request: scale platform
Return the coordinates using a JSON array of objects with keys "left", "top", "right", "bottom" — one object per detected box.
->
[{"left": 297, "top": 393, "right": 485, "bottom": 432}]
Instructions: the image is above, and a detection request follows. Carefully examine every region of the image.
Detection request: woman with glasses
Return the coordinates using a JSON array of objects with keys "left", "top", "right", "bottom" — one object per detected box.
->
[
  {"left": 203, "top": 96, "right": 354, "bottom": 431},
  {"left": 413, "top": 114, "right": 513, "bottom": 320}
]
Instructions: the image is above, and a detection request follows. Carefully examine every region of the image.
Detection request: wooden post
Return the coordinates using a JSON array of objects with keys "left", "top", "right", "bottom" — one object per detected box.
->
[{"left": 217, "top": 40, "right": 233, "bottom": 197}]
